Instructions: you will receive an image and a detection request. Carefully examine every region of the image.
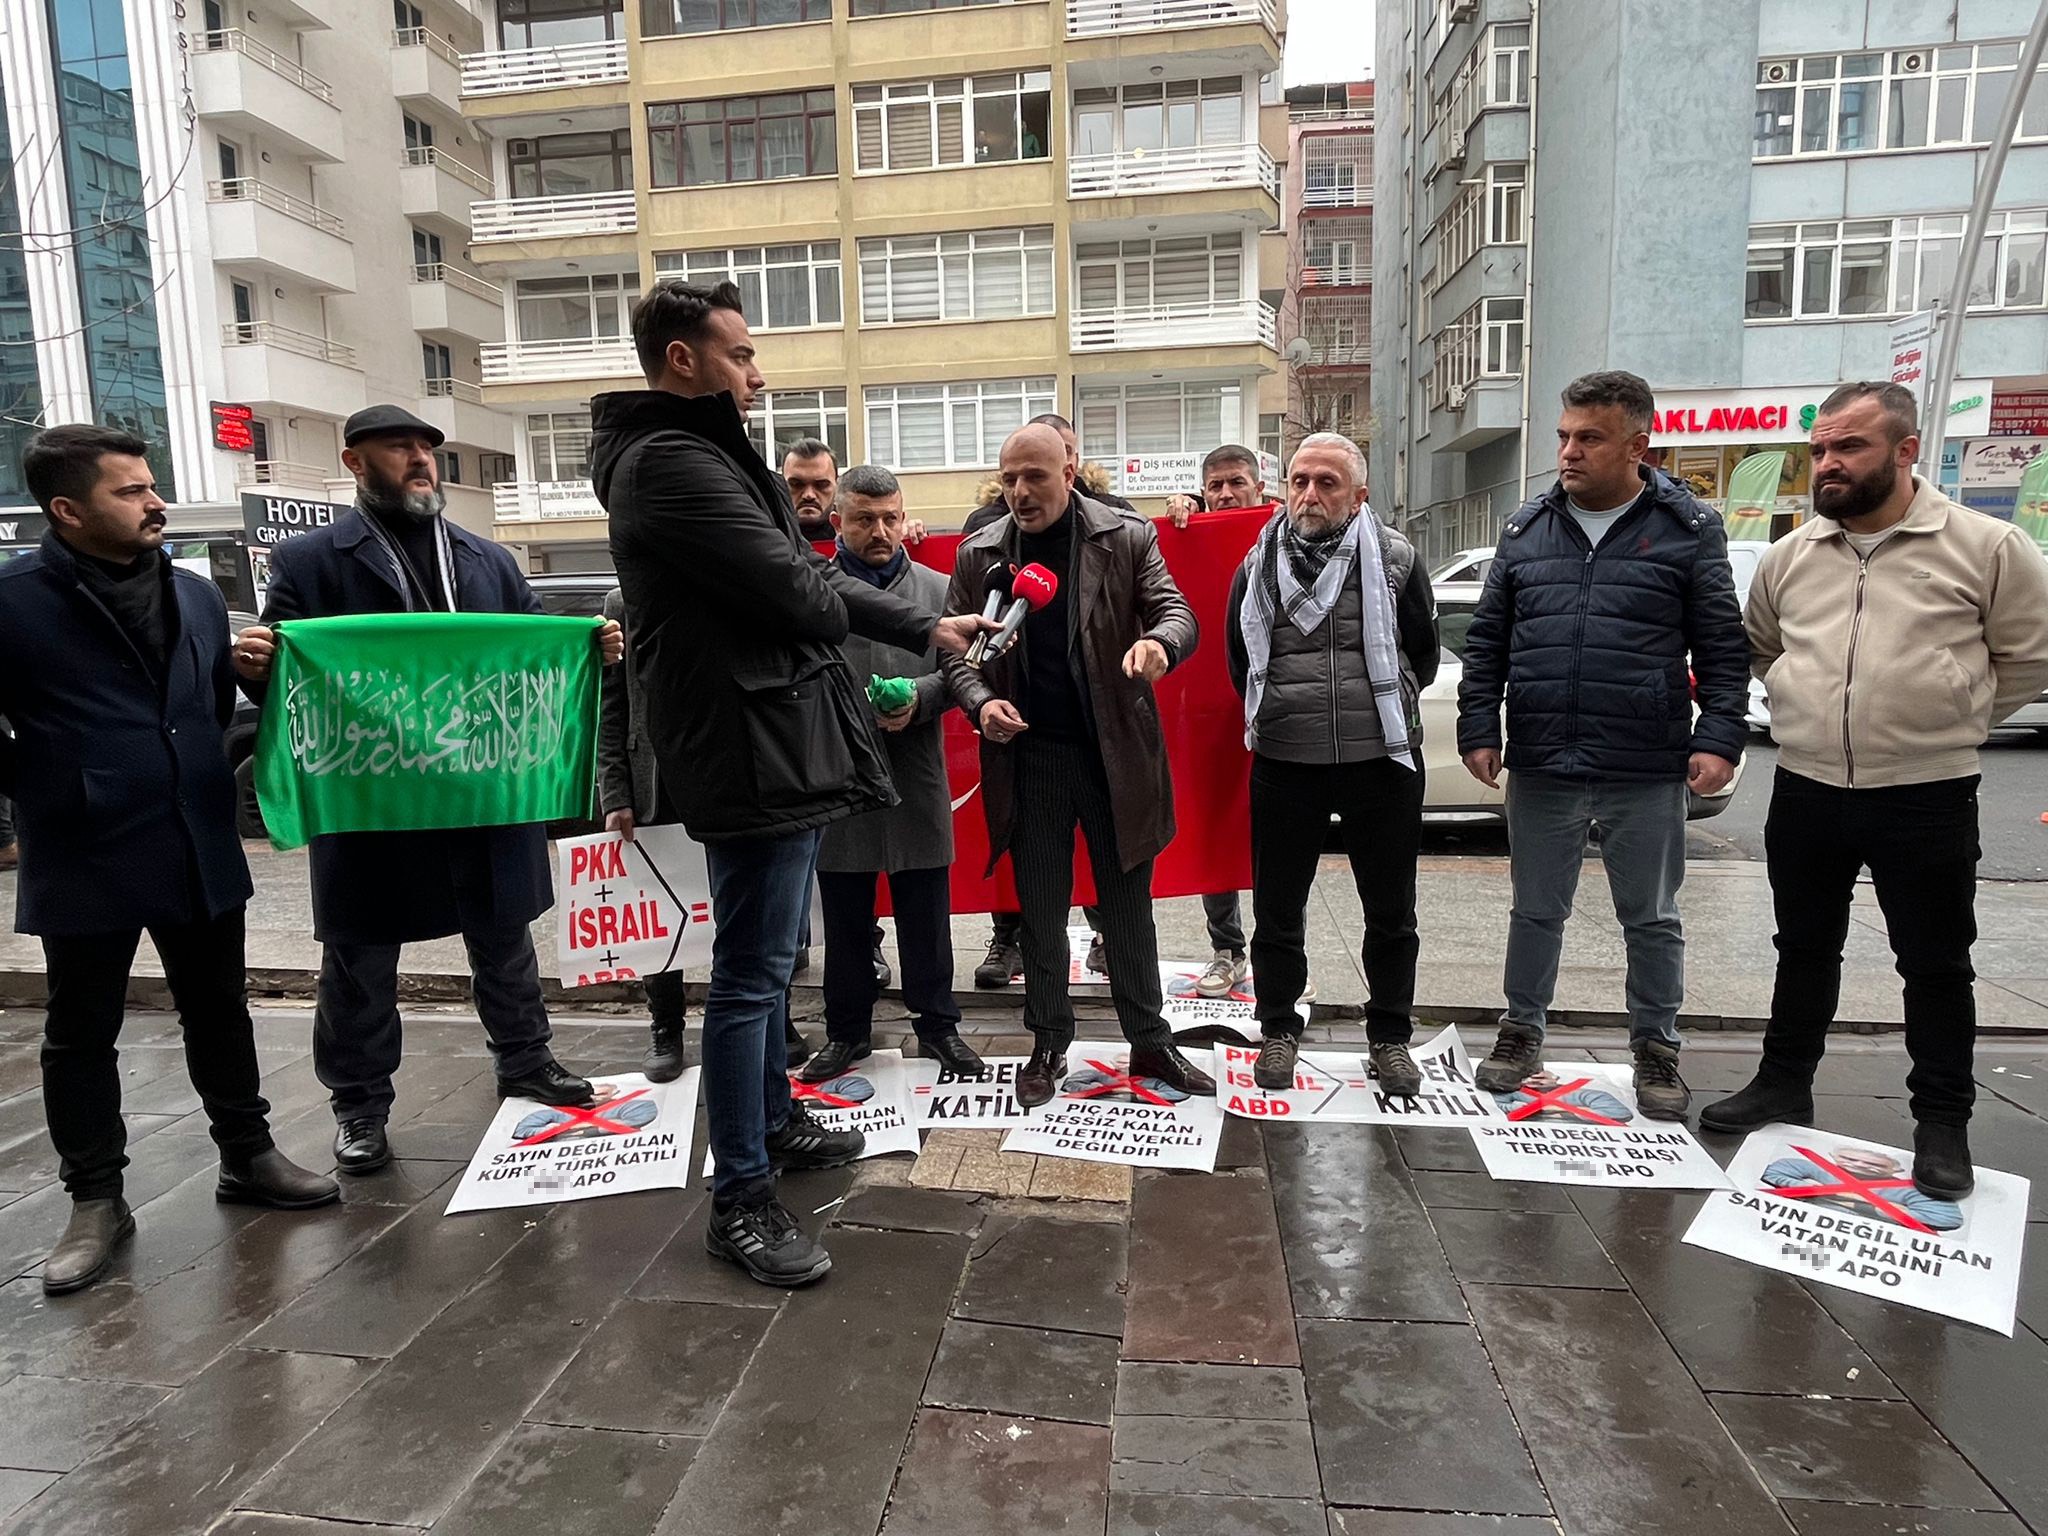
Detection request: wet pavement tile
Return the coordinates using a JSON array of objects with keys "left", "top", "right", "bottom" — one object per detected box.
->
[
  {"left": 1124, "top": 1170, "right": 1298, "bottom": 1366},
  {"left": 1216, "top": 1115, "right": 1264, "bottom": 1170},
  {"left": 1780, "top": 1502, "right": 2033, "bottom": 1536},
  {"left": 244, "top": 1191, "right": 684, "bottom": 1528},
  {"left": 529, "top": 1298, "right": 770, "bottom": 1436},
  {"left": 1326, "top": 1516, "right": 1560, "bottom": 1536},
  {"left": 0, "top": 1471, "right": 58, "bottom": 1524},
  {"left": 880, "top": 1407, "right": 1110, "bottom": 1536},
  {"left": 1389, "top": 1125, "right": 1489, "bottom": 1173},
  {"left": 2021, "top": 1224, "right": 2046, "bottom": 1344},
  {"left": 1265, "top": 1124, "right": 1464, "bottom": 1323},
  {"left": 1468, "top": 1284, "right": 1788, "bottom": 1536},
  {"left": 0, "top": 1374, "right": 169, "bottom": 1471},
  {"left": 1108, "top": 1492, "right": 1323, "bottom": 1536},
  {"left": 1573, "top": 1188, "right": 1900, "bottom": 1397},
  {"left": 1115, "top": 1362, "right": 1307, "bottom": 1421},
  {"left": 1110, "top": 1415, "right": 1320, "bottom": 1499},
  {"left": 1709, "top": 1394, "right": 2004, "bottom": 1510},
  {"left": 1428, "top": 1205, "right": 1626, "bottom": 1289},
  {"left": 211, "top": 1517, "right": 424, "bottom": 1535},
  {"left": 430, "top": 1424, "right": 695, "bottom": 1536},
  {"left": 0, "top": 1130, "right": 225, "bottom": 1286},
  {"left": 3, "top": 1347, "right": 375, "bottom": 1536},
  {"left": 0, "top": 1276, "right": 138, "bottom": 1376},
  {"left": 833, "top": 1184, "right": 989, "bottom": 1235},
  {"left": 1406, "top": 1169, "right": 1578, "bottom": 1213},
  {"left": 1297, "top": 1318, "right": 1547, "bottom": 1516},
  {"left": 924, "top": 1317, "right": 1119, "bottom": 1425},
  {"left": 953, "top": 1208, "right": 1128, "bottom": 1338}
]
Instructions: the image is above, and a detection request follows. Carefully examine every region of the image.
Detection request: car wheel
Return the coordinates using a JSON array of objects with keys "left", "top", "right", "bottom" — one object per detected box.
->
[{"left": 233, "top": 756, "right": 268, "bottom": 841}]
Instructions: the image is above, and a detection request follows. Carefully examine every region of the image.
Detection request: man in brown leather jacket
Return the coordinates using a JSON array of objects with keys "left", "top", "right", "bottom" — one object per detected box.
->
[{"left": 942, "top": 423, "right": 1206, "bottom": 1107}]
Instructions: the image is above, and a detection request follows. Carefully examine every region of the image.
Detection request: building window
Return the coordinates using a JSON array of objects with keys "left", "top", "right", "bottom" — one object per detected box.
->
[
  {"left": 850, "top": 0, "right": 1014, "bottom": 12},
  {"left": 481, "top": 451, "right": 516, "bottom": 485},
  {"left": 1430, "top": 296, "right": 1522, "bottom": 407},
  {"left": 1754, "top": 43, "right": 2048, "bottom": 161},
  {"left": 643, "top": 0, "right": 830, "bottom": 36},
  {"left": 656, "top": 243, "right": 842, "bottom": 330},
  {"left": 403, "top": 114, "right": 435, "bottom": 151},
  {"left": 0, "top": 77, "right": 41, "bottom": 503},
  {"left": 858, "top": 227, "right": 1054, "bottom": 323},
  {"left": 499, "top": 0, "right": 625, "bottom": 49},
  {"left": 422, "top": 341, "right": 453, "bottom": 381},
  {"left": 1487, "top": 164, "right": 1525, "bottom": 244},
  {"left": 648, "top": 91, "right": 836, "bottom": 187},
  {"left": 507, "top": 130, "right": 632, "bottom": 198},
  {"left": 745, "top": 388, "right": 849, "bottom": 466},
  {"left": 1745, "top": 212, "right": 2048, "bottom": 319},
  {"left": 1433, "top": 21, "right": 1529, "bottom": 148},
  {"left": 1259, "top": 412, "right": 1283, "bottom": 464},
  {"left": 1303, "top": 216, "right": 1370, "bottom": 286},
  {"left": 1072, "top": 77, "right": 1245, "bottom": 157},
  {"left": 1077, "top": 380, "right": 1243, "bottom": 463},
  {"left": 412, "top": 227, "right": 445, "bottom": 269},
  {"left": 853, "top": 73, "right": 1051, "bottom": 172},
  {"left": 865, "top": 377, "right": 1056, "bottom": 469},
  {"left": 1076, "top": 233, "right": 1243, "bottom": 315},
  {"left": 434, "top": 448, "right": 462, "bottom": 485},
  {"left": 526, "top": 411, "right": 594, "bottom": 481},
  {"left": 514, "top": 272, "right": 640, "bottom": 341}
]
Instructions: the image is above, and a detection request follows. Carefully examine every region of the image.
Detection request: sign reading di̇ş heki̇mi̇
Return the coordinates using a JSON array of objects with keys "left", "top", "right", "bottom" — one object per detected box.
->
[
  {"left": 705, "top": 1050, "right": 921, "bottom": 1173},
  {"left": 1215, "top": 1024, "right": 1503, "bottom": 1126},
  {"left": 1000, "top": 1044, "right": 1225, "bottom": 1171},
  {"left": 445, "top": 1070, "right": 699, "bottom": 1214},
  {"left": 1683, "top": 1124, "right": 2031, "bottom": 1335},
  {"left": 1468, "top": 1060, "right": 1731, "bottom": 1190}
]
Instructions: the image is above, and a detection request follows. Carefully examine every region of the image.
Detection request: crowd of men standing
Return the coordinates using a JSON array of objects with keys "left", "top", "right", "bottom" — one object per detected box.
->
[{"left": 1, "top": 271, "right": 2045, "bottom": 1295}]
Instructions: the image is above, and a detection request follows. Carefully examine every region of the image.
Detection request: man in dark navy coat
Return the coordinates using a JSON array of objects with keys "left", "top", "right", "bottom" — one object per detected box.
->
[
  {"left": 0, "top": 426, "right": 337, "bottom": 1296},
  {"left": 234, "top": 406, "right": 623, "bottom": 1175}
]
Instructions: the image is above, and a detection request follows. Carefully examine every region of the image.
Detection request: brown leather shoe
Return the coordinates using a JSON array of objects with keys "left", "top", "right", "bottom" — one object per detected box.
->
[
  {"left": 43, "top": 1198, "right": 134, "bottom": 1296},
  {"left": 1017, "top": 1043, "right": 1066, "bottom": 1107},
  {"left": 1127, "top": 1044, "right": 1217, "bottom": 1097},
  {"left": 217, "top": 1148, "right": 341, "bottom": 1209}
]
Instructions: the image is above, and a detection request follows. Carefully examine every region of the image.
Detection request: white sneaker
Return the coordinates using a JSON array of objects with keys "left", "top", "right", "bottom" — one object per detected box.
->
[
  {"left": 1196, "top": 950, "right": 1250, "bottom": 998},
  {"left": 1298, "top": 975, "right": 1318, "bottom": 1005}
]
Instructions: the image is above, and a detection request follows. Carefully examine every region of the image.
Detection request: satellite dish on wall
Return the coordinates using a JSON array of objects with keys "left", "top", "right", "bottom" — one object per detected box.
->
[{"left": 1283, "top": 336, "right": 1314, "bottom": 366}]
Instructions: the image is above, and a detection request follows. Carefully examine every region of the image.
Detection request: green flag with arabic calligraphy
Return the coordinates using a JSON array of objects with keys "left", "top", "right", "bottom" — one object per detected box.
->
[{"left": 254, "top": 613, "right": 600, "bottom": 850}]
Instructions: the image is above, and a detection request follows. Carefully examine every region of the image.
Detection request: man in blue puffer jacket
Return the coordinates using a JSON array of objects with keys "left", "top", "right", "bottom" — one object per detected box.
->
[{"left": 1456, "top": 371, "right": 1750, "bottom": 1121}]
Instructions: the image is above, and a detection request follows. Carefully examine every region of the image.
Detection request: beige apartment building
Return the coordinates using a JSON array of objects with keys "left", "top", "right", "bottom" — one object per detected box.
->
[{"left": 452, "top": 0, "right": 1291, "bottom": 570}]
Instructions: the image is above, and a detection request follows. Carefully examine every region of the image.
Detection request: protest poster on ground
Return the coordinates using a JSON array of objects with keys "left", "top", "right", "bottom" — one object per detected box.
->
[
  {"left": 910, "top": 1057, "right": 1037, "bottom": 1129},
  {"left": 705, "top": 1050, "right": 921, "bottom": 1171},
  {"left": 446, "top": 1070, "right": 697, "bottom": 1214},
  {"left": 1157, "top": 961, "right": 1304, "bottom": 1040},
  {"left": 1683, "top": 1124, "right": 2031, "bottom": 1334},
  {"left": 1000, "top": 1043, "right": 1225, "bottom": 1171},
  {"left": 1468, "top": 1061, "right": 1730, "bottom": 1189},
  {"left": 1215, "top": 1024, "right": 1504, "bottom": 1127}
]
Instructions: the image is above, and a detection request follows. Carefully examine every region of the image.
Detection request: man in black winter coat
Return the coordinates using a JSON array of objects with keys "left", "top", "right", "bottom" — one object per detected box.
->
[
  {"left": 1455, "top": 371, "right": 1749, "bottom": 1121},
  {"left": 593, "top": 280, "right": 990, "bottom": 1288}
]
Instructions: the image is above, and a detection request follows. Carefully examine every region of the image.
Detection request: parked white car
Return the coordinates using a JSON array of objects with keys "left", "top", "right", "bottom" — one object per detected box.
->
[
  {"left": 1424, "top": 582, "right": 1744, "bottom": 820},
  {"left": 1431, "top": 547, "right": 1495, "bottom": 586}
]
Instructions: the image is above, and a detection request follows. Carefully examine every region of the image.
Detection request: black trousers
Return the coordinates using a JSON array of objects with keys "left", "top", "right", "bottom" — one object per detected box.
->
[
  {"left": 819, "top": 866, "right": 960, "bottom": 1045},
  {"left": 1763, "top": 768, "right": 1981, "bottom": 1125},
  {"left": 1250, "top": 754, "right": 1424, "bottom": 1044},
  {"left": 646, "top": 970, "right": 688, "bottom": 1032},
  {"left": 315, "top": 921, "right": 556, "bottom": 1122},
  {"left": 41, "top": 905, "right": 272, "bottom": 1201},
  {"left": 1009, "top": 737, "right": 1171, "bottom": 1051},
  {"left": 992, "top": 893, "right": 1241, "bottom": 952}
]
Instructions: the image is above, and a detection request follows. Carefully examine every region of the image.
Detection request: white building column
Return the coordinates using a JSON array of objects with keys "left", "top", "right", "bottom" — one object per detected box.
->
[{"left": 0, "top": 0, "right": 90, "bottom": 428}]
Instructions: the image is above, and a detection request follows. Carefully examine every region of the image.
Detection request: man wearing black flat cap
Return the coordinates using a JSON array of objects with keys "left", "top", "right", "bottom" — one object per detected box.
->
[{"left": 234, "top": 405, "right": 624, "bottom": 1175}]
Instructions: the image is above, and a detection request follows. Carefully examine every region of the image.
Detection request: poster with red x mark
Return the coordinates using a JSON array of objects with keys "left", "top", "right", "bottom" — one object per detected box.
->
[
  {"left": 445, "top": 1070, "right": 700, "bottom": 1214},
  {"left": 1468, "top": 1061, "right": 1731, "bottom": 1190},
  {"left": 1683, "top": 1124, "right": 2031, "bottom": 1334},
  {"left": 1214, "top": 1025, "right": 1503, "bottom": 1126},
  {"left": 998, "top": 1044, "right": 1226, "bottom": 1171}
]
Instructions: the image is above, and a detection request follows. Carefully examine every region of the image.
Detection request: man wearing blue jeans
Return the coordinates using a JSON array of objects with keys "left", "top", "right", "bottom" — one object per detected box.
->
[
  {"left": 594, "top": 279, "right": 990, "bottom": 1287},
  {"left": 1456, "top": 371, "right": 1749, "bottom": 1119}
]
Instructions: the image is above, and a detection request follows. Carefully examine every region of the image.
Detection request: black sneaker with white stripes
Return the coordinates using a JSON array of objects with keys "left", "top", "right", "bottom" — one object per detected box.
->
[
  {"left": 704, "top": 1190, "right": 832, "bottom": 1287},
  {"left": 765, "top": 1101, "right": 865, "bottom": 1171}
]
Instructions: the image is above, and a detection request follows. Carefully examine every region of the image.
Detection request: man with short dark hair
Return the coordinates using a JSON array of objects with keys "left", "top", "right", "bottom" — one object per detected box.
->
[
  {"left": 1, "top": 425, "right": 336, "bottom": 1296},
  {"left": 783, "top": 438, "right": 840, "bottom": 544},
  {"left": 804, "top": 465, "right": 982, "bottom": 1084},
  {"left": 1702, "top": 381, "right": 2048, "bottom": 1198},
  {"left": 234, "top": 405, "right": 622, "bottom": 1176},
  {"left": 1457, "top": 370, "right": 1750, "bottom": 1120},
  {"left": 593, "top": 280, "right": 990, "bottom": 1286}
]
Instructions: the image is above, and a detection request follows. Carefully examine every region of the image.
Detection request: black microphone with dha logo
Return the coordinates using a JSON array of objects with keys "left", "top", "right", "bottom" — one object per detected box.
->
[
  {"left": 965, "top": 562, "right": 1018, "bottom": 665},
  {"left": 972, "top": 562, "right": 1059, "bottom": 668}
]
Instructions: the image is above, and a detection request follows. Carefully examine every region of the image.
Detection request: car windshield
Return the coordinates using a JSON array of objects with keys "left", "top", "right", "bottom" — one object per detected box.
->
[{"left": 1438, "top": 600, "right": 1477, "bottom": 662}]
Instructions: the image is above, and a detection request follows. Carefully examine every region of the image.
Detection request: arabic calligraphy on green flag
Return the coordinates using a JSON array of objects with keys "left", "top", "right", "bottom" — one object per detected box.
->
[
  {"left": 1722, "top": 450, "right": 1787, "bottom": 542},
  {"left": 254, "top": 613, "right": 601, "bottom": 850},
  {"left": 2016, "top": 451, "right": 2048, "bottom": 557}
]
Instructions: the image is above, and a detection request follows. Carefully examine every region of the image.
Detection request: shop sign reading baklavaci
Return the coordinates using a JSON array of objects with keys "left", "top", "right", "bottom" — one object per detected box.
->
[{"left": 1649, "top": 380, "right": 1993, "bottom": 445}]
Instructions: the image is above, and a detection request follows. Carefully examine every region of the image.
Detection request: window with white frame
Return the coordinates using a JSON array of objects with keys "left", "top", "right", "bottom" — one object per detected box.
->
[
  {"left": 1753, "top": 43, "right": 2048, "bottom": 160},
  {"left": 1077, "top": 380, "right": 1243, "bottom": 463},
  {"left": 1745, "top": 212, "right": 2048, "bottom": 319},
  {"left": 1432, "top": 22, "right": 1529, "bottom": 142},
  {"left": 655, "top": 243, "right": 842, "bottom": 331},
  {"left": 525, "top": 411, "right": 594, "bottom": 481},
  {"left": 514, "top": 273, "right": 640, "bottom": 342},
  {"left": 1302, "top": 294, "right": 1369, "bottom": 365},
  {"left": 1072, "top": 77, "right": 1246, "bottom": 158},
  {"left": 857, "top": 227, "right": 1055, "bottom": 324},
  {"left": 852, "top": 73, "right": 1052, "bottom": 172},
  {"left": 1303, "top": 216, "right": 1369, "bottom": 285},
  {"left": 743, "top": 389, "right": 849, "bottom": 466},
  {"left": 864, "top": 377, "right": 1056, "bottom": 469},
  {"left": 1487, "top": 164, "right": 1525, "bottom": 244},
  {"left": 1429, "top": 295, "right": 1522, "bottom": 407},
  {"left": 1075, "top": 233, "right": 1244, "bottom": 315},
  {"left": 1259, "top": 411, "right": 1283, "bottom": 464}
]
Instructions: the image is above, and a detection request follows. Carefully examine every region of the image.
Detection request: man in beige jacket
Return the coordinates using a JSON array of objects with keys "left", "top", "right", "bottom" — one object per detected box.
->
[{"left": 1701, "top": 381, "right": 2048, "bottom": 1200}]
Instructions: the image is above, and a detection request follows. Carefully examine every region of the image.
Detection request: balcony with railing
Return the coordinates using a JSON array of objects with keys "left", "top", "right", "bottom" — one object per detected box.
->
[
  {"left": 1301, "top": 137, "right": 1370, "bottom": 211},
  {"left": 460, "top": 40, "right": 629, "bottom": 100},
  {"left": 401, "top": 145, "right": 494, "bottom": 236},
  {"left": 391, "top": 25, "right": 464, "bottom": 108},
  {"left": 1068, "top": 142, "right": 1279, "bottom": 202},
  {"left": 240, "top": 460, "right": 332, "bottom": 493},
  {"left": 480, "top": 335, "right": 637, "bottom": 389},
  {"left": 493, "top": 480, "right": 606, "bottom": 523},
  {"left": 1300, "top": 259, "right": 1370, "bottom": 288},
  {"left": 205, "top": 179, "right": 355, "bottom": 292},
  {"left": 1065, "top": 0, "right": 1277, "bottom": 38},
  {"left": 410, "top": 262, "right": 504, "bottom": 341},
  {"left": 220, "top": 322, "right": 366, "bottom": 418},
  {"left": 192, "top": 30, "right": 344, "bottom": 161},
  {"left": 1070, "top": 298, "right": 1277, "bottom": 353},
  {"left": 419, "top": 376, "right": 514, "bottom": 452},
  {"left": 470, "top": 191, "right": 637, "bottom": 249}
]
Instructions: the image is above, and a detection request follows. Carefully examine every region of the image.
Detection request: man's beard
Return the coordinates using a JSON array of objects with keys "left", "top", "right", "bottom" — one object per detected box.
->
[
  {"left": 1812, "top": 461, "right": 1899, "bottom": 522},
  {"left": 361, "top": 468, "right": 445, "bottom": 522}
]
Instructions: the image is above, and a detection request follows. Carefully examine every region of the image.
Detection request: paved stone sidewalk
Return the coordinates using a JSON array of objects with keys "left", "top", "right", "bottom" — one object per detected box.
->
[{"left": 0, "top": 1009, "right": 2041, "bottom": 1534}]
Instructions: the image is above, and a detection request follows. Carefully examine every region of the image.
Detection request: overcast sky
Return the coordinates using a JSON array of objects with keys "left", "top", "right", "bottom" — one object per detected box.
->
[{"left": 1283, "top": 0, "right": 1372, "bottom": 86}]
